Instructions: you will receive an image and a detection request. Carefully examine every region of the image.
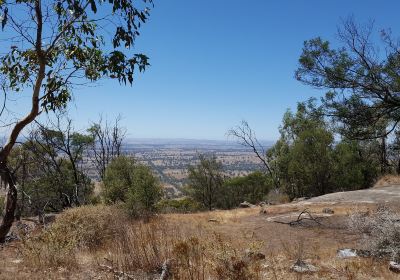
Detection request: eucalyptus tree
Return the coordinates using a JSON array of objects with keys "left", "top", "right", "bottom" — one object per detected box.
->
[
  {"left": 0, "top": 0, "right": 153, "bottom": 241},
  {"left": 295, "top": 18, "right": 400, "bottom": 172},
  {"left": 187, "top": 154, "right": 224, "bottom": 211},
  {"left": 32, "top": 116, "right": 94, "bottom": 206},
  {"left": 296, "top": 18, "right": 400, "bottom": 137}
]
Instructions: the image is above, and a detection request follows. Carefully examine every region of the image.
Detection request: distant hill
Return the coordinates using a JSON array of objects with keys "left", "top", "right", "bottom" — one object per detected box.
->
[{"left": 124, "top": 138, "right": 274, "bottom": 151}]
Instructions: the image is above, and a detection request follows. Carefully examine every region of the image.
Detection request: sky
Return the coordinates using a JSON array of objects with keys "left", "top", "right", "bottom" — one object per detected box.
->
[{"left": 10, "top": 1, "right": 400, "bottom": 141}]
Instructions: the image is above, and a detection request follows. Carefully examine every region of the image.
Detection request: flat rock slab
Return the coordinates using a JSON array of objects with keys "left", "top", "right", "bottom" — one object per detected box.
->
[{"left": 299, "top": 185, "right": 400, "bottom": 204}]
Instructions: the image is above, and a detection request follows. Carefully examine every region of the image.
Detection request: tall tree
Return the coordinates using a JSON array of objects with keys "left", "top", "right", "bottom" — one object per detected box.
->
[
  {"left": 186, "top": 154, "right": 224, "bottom": 211},
  {"left": 295, "top": 18, "right": 400, "bottom": 172},
  {"left": 296, "top": 18, "right": 400, "bottom": 135},
  {"left": 33, "top": 116, "right": 94, "bottom": 206},
  {"left": 268, "top": 101, "right": 380, "bottom": 198},
  {"left": 0, "top": 0, "right": 152, "bottom": 241}
]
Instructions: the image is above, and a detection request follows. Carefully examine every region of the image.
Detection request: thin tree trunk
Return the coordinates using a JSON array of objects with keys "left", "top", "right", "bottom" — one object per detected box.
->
[
  {"left": 0, "top": 164, "right": 17, "bottom": 242},
  {"left": 0, "top": 0, "right": 45, "bottom": 240},
  {"left": 380, "top": 135, "right": 388, "bottom": 174}
]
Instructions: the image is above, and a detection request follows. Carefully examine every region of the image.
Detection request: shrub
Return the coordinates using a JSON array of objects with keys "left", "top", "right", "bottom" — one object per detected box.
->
[
  {"left": 111, "top": 219, "right": 175, "bottom": 273},
  {"left": 218, "top": 171, "right": 271, "bottom": 209},
  {"left": 125, "top": 164, "right": 162, "bottom": 216},
  {"left": 109, "top": 222, "right": 266, "bottom": 279},
  {"left": 156, "top": 197, "right": 202, "bottom": 213},
  {"left": 103, "top": 156, "right": 162, "bottom": 215},
  {"left": 348, "top": 205, "right": 400, "bottom": 262},
  {"left": 266, "top": 190, "right": 290, "bottom": 205},
  {"left": 209, "top": 234, "right": 265, "bottom": 280},
  {"left": 103, "top": 156, "right": 136, "bottom": 203},
  {"left": 22, "top": 205, "right": 127, "bottom": 268}
]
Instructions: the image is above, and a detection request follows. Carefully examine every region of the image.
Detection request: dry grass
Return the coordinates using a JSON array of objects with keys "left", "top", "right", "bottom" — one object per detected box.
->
[
  {"left": 21, "top": 205, "right": 127, "bottom": 269},
  {"left": 106, "top": 217, "right": 266, "bottom": 279},
  {"left": 2, "top": 204, "right": 398, "bottom": 279},
  {"left": 373, "top": 174, "right": 400, "bottom": 188}
]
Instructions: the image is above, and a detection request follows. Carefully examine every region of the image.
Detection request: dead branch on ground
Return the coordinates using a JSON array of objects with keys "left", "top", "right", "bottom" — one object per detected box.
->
[{"left": 273, "top": 209, "right": 323, "bottom": 227}]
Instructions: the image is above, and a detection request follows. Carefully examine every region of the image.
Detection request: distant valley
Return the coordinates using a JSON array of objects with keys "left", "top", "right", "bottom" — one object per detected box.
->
[{"left": 83, "top": 138, "right": 272, "bottom": 196}]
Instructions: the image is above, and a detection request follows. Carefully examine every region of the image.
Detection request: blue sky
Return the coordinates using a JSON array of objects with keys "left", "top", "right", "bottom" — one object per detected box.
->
[{"left": 15, "top": 1, "right": 400, "bottom": 140}]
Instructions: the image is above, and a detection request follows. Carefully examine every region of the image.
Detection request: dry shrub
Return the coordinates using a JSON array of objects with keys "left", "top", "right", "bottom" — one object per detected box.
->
[
  {"left": 110, "top": 218, "right": 176, "bottom": 274},
  {"left": 21, "top": 229, "right": 78, "bottom": 269},
  {"left": 209, "top": 234, "right": 264, "bottom": 280},
  {"left": 108, "top": 220, "right": 266, "bottom": 279},
  {"left": 348, "top": 205, "right": 400, "bottom": 262},
  {"left": 373, "top": 174, "right": 400, "bottom": 188},
  {"left": 266, "top": 190, "right": 290, "bottom": 205},
  {"left": 110, "top": 219, "right": 206, "bottom": 278},
  {"left": 280, "top": 237, "right": 307, "bottom": 263},
  {"left": 51, "top": 205, "right": 127, "bottom": 249},
  {"left": 22, "top": 205, "right": 127, "bottom": 268}
]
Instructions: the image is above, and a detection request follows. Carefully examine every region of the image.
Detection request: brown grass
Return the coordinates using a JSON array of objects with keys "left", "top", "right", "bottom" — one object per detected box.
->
[
  {"left": 373, "top": 174, "right": 400, "bottom": 188},
  {"left": 21, "top": 205, "right": 128, "bottom": 269},
  {"left": 3, "top": 204, "right": 398, "bottom": 279}
]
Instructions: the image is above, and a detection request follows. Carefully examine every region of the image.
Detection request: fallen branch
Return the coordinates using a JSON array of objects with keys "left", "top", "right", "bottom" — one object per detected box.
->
[{"left": 274, "top": 209, "right": 323, "bottom": 227}]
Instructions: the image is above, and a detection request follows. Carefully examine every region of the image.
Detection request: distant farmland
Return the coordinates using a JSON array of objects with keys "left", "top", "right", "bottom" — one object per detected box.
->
[{"left": 82, "top": 138, "right": 271, "bottom": 195}]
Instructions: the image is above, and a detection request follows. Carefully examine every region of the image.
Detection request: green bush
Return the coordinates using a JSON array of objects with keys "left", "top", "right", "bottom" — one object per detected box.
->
[
  {"left": 156, "top": 197, "right": 202, "bottom": 213},
  {"left": 103, "top": 156, "right": 162, "bottom": 215},
  {"left": 219, "top": 171, "right": 271, "bottom": 209},
  {"left": 125, "top": 164, "right": 162, "bottom": 215},
  {"left": 103, "top": 156, "right": 136, "bottom": 203}
]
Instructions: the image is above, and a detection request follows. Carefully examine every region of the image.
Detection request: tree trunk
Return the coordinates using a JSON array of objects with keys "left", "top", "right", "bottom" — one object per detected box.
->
[
  {"left": 397, "top": 157, "right": 400, "bottom": 175},
  {"left": 0, "top": 164, "right": 17, "bottom": 242},
  {"left": 381, "top": 135, "right": 388, "bottom": 174}
]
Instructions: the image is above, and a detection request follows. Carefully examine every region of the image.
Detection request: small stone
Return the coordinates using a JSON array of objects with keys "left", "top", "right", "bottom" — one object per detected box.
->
[
  {"left": 208, "top": 218, "right": 219, "bottom": 223},
  {"left": 389, "top": 261, "right": 400, "bottom": 273},
  {"left": 290, "top": 260, "right": 318, "bottom": 273},
  {"left": 322, "top": 208, "right": 334, "bottom": 214},
  {"left": 337, "top": 248, "right": 358, "bottom": 259}
]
